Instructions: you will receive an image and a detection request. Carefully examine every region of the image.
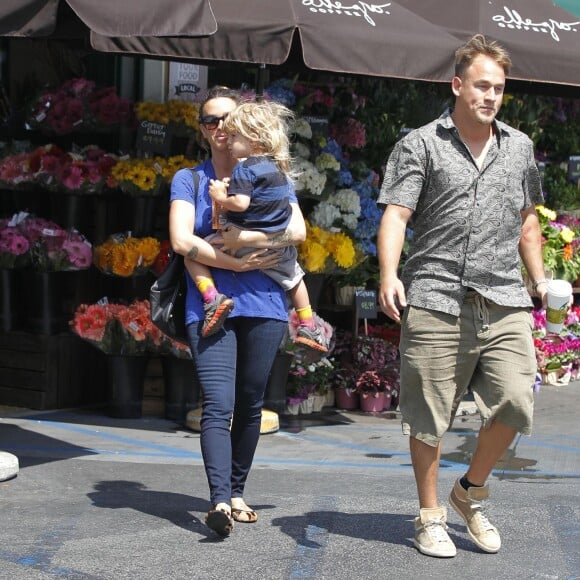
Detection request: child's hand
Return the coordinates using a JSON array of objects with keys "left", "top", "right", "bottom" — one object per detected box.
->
[{"left": 209, "top": 178, "right": 228, "bottom": 202}]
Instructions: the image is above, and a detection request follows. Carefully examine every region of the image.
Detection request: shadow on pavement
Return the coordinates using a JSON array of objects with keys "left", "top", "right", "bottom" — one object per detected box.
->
[{"left": 0, "top": 422, "right": 97, "bottom": 468}]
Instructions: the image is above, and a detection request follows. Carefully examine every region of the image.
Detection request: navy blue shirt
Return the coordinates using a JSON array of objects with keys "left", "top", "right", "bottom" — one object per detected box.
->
[{"left": 226, "top": 156, "right": 293, "bottom": 232}]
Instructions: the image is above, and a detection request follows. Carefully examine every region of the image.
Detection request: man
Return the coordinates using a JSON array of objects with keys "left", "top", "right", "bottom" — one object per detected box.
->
[{"left": 377, "top": 34, "right": 549, "bottom": 558}]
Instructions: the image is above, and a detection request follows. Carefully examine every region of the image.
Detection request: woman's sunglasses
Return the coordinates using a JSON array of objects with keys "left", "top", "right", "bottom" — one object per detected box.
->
[{"left": 199, "top": 114, "right": 228, "bottom": 131}]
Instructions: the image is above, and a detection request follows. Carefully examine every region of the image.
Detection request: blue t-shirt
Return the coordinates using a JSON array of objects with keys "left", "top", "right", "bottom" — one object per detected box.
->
[
  {"left": 170, "top": 160, "right": 296, "bottom": 325},
  {"left": 227, "top": 156, "right": 293, "bottom": 232}
]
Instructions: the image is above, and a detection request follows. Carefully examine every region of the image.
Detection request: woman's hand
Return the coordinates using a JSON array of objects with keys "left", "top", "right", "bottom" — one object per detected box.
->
[
  {"left": 234, "top": 248, "right": 281, "bottom": 272},
  {"left": 210, "top": 224, "right": 245, "bottom": 254}
]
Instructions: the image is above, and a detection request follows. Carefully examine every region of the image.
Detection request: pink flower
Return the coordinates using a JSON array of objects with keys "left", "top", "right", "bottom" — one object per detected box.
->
[
  {"left": 60, "top": 165, "right": 84, "bottom": 190},
  {"left": 63, "top": 239, "right": 92, "bottom": 269}
]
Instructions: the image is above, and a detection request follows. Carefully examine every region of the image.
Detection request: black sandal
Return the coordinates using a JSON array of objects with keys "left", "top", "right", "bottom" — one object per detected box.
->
[{"left": 205, "top": 504, "right": 234, "bottom": 537}]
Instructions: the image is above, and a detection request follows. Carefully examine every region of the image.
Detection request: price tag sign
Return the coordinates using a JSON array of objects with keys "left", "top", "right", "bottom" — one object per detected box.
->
[
  {"left": 303, "top": 115, "right": 329, "bottom": 137},
  {"left": 136, "top": 120, "right": 173, "bottom": 155},
  {"left": 355, "top": 289, "right": 377, "bottom": 319},
  {"left": 567, "top": 155, "right": 580, "bottom": 185}
]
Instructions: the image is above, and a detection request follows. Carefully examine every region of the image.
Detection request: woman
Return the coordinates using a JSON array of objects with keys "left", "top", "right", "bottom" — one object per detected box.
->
[{"left": 169, "top": 86, "right": 306, "bottom": 537}]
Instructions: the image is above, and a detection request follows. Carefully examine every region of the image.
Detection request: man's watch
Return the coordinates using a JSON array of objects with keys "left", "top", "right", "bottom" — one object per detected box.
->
[{"left": 532, "top": 278, "right": 549, "bottom": 293}]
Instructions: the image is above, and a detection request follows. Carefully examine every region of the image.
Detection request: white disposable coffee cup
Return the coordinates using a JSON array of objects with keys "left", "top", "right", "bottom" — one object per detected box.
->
[{"left": 545, "top": 279, "right": 572, "bottom": 334}]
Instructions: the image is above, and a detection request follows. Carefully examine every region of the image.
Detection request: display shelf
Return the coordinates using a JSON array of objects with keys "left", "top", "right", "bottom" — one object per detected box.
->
[{"left": 0, "top": 331, "right": 107, "bottom": 410}]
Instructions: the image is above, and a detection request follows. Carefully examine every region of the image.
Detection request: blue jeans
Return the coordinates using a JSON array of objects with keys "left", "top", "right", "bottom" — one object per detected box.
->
[{"left": 187, "top": 316, "right": 287, "bottom": 506}]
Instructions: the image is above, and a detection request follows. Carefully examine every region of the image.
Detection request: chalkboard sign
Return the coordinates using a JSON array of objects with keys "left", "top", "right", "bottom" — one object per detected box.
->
[
  {"left": 136, "top": 120, "right": 173, "bottom": 155},
  {"left": 355, "top": 289, "right": 377, "bottom": 319},
  {"left": 303, "top": 115, "right": 329, "bottom": 137},
  {"left": 567, "top": 155, "right": 580, "bottom": 185}
]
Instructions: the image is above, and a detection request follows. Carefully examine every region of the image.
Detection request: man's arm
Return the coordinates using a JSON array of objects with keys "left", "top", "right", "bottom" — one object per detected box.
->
[
  {"left": 377, "top": 204, "right": 414, "bottom": 322},
  {"left": 519, "top": 205, "right": 548, "bottom": 304}
]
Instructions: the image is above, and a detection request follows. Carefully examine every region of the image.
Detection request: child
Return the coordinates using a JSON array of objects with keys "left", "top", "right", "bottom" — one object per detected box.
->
[{"left": 186, "top": 100, "right": 328, "bottom": 353}]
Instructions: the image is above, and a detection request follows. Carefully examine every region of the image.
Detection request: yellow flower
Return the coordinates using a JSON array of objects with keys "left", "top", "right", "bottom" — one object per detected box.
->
[
  {"left": 536, "top": 205, "right": 557, "bottom": 221},
  {"left": 330, "top": 232, "right": 356, "bottom": 269},
  {"left": 298, "top": 221, "right": 359, "bottom": 273},
  {"left": 560, "top": 227, "right": 575, "bottom": 244},
  {"left": 94, "top": 236, "right": 160, "bottom": 276}
]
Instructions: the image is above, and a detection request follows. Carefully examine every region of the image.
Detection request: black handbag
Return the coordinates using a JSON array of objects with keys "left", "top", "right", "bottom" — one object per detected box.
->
[
  {"left": 150, "top": 250, "right": 188, "bottom": 344},
  {"left": 149, "top": 170, "right": 199, "bottom": 345}
]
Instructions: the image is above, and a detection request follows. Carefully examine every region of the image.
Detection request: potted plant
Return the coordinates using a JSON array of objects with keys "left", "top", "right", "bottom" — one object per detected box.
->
[
  {"left": 531, "top": 205, "right": 580, "bottom": 284},
  {"left": 533, "top": 304, "right": 580, "bottom": 387},
  {"left": 284, "top": 309, "right": 335, "bottom": 414},
  {"left": 354, "top": 369, "right": 393, "bottom": 412}
]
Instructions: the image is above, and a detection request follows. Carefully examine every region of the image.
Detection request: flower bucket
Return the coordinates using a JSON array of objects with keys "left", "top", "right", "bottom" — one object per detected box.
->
[
  {"left": 360, "top": 392, "right": 385, "bottom": 413},
  {"left": 303, "top": 273, "right": 326, "bottom": 310},
  {"left": 383, "top": 392, "right": 393, "bottom": 411},
  {"left": 311, "top": 394, "right": 326, "bottom": 413},
  {"left": 161, "top": 356, "right": 199, "bottom": 423},
  {"left": 122, "top": 195, "right": 159, "bottom": 237},
  {"left": 335, "top": 388, "right": 359, "bottom": 410},
  {"left": 335, "top": 285, "right": 364, "bottom": 306},
  {"left": 324, "top": 389, "right": 335, "bottom": 408},
  {"left": 299, "top": 396, "right": 314, "bottom": 414},
  {"left": 107, "top": 355, "right": 148, "bottom": 418},
  {"left": 20, "top": 270, "right": 79, "bottom": 334},
  {"left": 0, "top": 269, "right": 20, "bottom": 332}
]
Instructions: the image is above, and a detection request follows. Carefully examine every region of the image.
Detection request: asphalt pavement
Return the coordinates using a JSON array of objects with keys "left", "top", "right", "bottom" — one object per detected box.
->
[{"left": 0, "top": 381, "right": 579, "bottom": 580}]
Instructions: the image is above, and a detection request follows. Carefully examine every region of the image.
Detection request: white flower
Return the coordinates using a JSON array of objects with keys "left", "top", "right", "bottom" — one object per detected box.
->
[
  {"left": 292, "top": 142, "right": 310, "bottom": 159},
  {"left": 315, "top": 152, "right": 340, "bottom": 172},
  {"left": 292, "top": 118, "right": 312, "bottom": 139},
  {"left": 342, "top": 213, "right": 359, "bottom": 231},
  {"left": 294, "top": 159, "right": 327, "bottom": 197},
  {"left": 311, "top": 201, "right": 341, "bottom": 229},
  {"left": 333, "top": 188, "right": 361, "bottom": 218}
]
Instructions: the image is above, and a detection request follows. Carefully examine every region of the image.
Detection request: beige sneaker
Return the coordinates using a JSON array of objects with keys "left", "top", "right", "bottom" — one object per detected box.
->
[
  {"left": 449, "top": 479, "right": 501, "bottom": 553},
  {"left": 414, "top": 507, "right": 457, "bottom": 558}
]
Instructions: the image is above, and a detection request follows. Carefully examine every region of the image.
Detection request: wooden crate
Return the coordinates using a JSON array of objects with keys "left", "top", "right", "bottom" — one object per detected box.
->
[{"left": 0, "top": 331, "right": 108, "bottom": 410}]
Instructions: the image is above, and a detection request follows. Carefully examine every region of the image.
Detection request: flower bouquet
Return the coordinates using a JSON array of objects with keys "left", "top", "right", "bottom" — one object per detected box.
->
[
  {"left": 298, "top": 221, "right": 359, "bottom": 275},
  {"left": 35, "top": 145, "right": 118, "bottom": 194},
  {"left": 0, "top": 144, "right": 118, "bottom": 194},
  {"left": 0, "top": 215, "right": 31, "bottom": 269},
  {"left": 70, "top": 299, "right": 163, "bottom": 356},
  {"left": 93, "top": 233, "right": 161, "bottom": 277},
  {"left": 2, "top": 212, "right": 93, "bottom": 271},
  {"left": 135, "top": 100, "right": 201, "bottom": 137},
  {"left": 109, "top": 155, "right": 197, "bottom": 197},
  {"left": 27, "top": 78, "right": 134, "bottom": 135},
  {"left": 71, "top": 298, "right": 191, "bottom": 359}
]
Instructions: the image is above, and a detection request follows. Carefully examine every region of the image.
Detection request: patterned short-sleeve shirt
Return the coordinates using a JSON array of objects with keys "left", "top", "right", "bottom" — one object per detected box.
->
[{"left": 377, "top": 109, "right": 543, "bottom": 316}]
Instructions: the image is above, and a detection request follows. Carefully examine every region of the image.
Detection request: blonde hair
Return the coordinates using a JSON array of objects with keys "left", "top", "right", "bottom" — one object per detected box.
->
[
  {"left": 222, "top": 100, "right": 294, "bottom": 175},
  {"left": 454, "top": 34, "right": 512, "bottom": 78}
]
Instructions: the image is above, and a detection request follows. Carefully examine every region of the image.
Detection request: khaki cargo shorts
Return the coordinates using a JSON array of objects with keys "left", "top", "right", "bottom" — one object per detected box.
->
[{"left": 399, "top": 293, "right": 536, "bottom": 447}]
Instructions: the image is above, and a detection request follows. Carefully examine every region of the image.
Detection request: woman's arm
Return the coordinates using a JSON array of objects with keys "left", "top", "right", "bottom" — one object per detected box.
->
[
  {"left": 215, "top": 202, "right": 307, "bottom": 253},
  {"left": 169, "top": 200, "right": 280, "bottom": 272}
]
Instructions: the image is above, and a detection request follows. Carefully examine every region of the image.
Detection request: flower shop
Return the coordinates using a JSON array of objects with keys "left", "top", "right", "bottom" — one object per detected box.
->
[{"left": 0, "top": 38, "right": 579, "bottom": 421}]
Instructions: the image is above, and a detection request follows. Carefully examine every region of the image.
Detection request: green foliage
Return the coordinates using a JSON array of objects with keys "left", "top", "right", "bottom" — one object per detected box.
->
[{"left": 543, "top": 165, "right": 580, "bottom": 210}]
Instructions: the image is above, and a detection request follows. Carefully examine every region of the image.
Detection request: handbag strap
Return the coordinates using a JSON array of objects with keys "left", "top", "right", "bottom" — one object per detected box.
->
[{"left": 188, "top": 168, "right": 200, "bottom": 206}]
